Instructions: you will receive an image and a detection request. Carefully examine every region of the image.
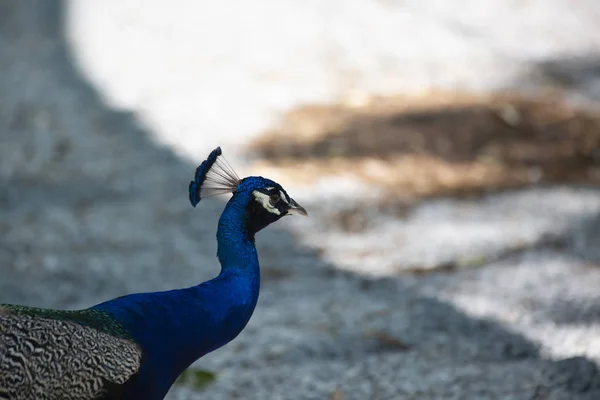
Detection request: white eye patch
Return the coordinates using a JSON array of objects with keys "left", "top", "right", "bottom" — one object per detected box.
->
[
  {"left": 279, "top": 190, "right": 289, "bottom": 205},
  {"left": 261, "top": 187, "right": 290, "bottom": 205},
  {"left": 252, "top": 190, "right": 281, "bottom": 215}
]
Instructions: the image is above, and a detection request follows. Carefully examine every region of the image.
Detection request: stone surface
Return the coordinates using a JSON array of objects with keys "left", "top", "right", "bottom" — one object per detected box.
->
[{"left": 2, "top": 1, "right": 600, "bottom": 399}]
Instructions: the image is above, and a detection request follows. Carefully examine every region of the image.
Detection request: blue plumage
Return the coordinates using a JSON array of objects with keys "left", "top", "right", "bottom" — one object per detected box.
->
[
  {"left": 0, "top": 147, "right": 307, "bottom": 400},
  {"left": 188, "top": 146, "right": 222, "bottom": 207}
]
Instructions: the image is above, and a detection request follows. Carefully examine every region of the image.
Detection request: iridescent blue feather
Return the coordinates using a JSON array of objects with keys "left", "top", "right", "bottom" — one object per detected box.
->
[{"left": 188, "top": 146, "right": 222, "bottom": 207}]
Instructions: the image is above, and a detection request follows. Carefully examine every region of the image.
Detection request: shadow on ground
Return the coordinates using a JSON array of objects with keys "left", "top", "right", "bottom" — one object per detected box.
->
[
  {"left": 1, "top": 1, "right": 600, "bottom": 398},
  {"left": 530, "top": 54, "right": 600, "bottom": 103},
  {"left": 249, "top": 90, "right": 600, "bottom": 205}
]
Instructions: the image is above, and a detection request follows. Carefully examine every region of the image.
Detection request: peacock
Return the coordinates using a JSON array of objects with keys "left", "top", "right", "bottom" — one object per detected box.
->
[{"left": 0, "top": 147, "right": 307, "bottom": 400}]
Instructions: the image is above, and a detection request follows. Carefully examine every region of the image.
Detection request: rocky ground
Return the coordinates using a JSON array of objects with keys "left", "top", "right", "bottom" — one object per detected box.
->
[{"left": 2, "top": 1, "right": 600, "bottom": 399}]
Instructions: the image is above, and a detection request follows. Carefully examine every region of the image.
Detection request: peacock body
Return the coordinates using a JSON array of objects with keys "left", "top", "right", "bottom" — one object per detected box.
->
[{"left": 0, "top": 147, "right": 306, "bottom": 400}]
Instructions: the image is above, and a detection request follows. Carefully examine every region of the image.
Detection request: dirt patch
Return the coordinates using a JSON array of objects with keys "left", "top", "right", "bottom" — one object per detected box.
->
[{"left": 248, "top": 91, "right": 600, "bottom": 203}]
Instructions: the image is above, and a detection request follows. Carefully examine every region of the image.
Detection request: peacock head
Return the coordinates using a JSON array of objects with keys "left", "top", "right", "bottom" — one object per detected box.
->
[{"left": 189, "top": 147, "right": 307, "bottom": 232}]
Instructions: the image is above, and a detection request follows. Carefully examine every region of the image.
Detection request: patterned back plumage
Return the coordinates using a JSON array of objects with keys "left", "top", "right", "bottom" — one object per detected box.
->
[
  {"left": 0, "top": 308, "right": 141, "bottom": 400},
  {"left": 1, "top": 305, "right": 132, "bottom": 339}
]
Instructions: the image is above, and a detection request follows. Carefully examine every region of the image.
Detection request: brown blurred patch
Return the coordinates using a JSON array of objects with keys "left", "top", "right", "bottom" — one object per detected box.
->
[
  {"left": 260, "top": 266, "right": 294, "bottom": 282},
  {"left": 248, "top": 91, "right": 600, "bottom": 202},
  {"left": 330, "top": 387, "right": 345, "bottom": 400}
]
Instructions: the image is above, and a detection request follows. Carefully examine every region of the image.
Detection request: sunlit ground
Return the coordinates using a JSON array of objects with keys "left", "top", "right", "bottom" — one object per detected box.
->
[{"left": 250, "top": 91, "right": 600, "bottom": 201}]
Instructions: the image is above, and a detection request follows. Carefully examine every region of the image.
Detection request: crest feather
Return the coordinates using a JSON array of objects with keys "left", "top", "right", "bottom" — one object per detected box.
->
[{"left": 189, "top": 147, "right": 240, "bottom": 207}]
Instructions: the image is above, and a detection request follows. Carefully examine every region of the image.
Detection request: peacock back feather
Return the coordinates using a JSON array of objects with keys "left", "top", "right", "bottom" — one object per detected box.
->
[
  {"left": 0, "top": 304, "right": 132, "bottom": 339},
  {"left": 0, "top": 305, "right": 141, "bottom": 400}
]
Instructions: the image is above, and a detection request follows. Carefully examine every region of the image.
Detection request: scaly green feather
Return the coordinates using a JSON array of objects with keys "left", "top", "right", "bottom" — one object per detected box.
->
[{"left": 0, "top": 304, "right": 131, "bottom": 339}]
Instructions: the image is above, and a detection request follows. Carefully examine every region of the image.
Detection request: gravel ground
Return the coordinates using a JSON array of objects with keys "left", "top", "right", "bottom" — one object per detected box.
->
[{"left": 2, "top": 1, "right": 600, "bottom": 399}]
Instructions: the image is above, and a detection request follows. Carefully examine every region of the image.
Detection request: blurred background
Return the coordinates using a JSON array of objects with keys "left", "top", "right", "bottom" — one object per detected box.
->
[{"left": 2, "top": 0, "right": 600, "bottom": 398}]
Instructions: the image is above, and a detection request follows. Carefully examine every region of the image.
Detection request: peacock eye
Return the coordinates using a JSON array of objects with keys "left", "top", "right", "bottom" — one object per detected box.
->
[{"left": 269, "top": 193, "right": 281, "bottom": 206}]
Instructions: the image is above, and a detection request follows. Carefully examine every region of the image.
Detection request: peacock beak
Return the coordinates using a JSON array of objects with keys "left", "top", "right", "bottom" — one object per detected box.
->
[{"left": 287, "top": 198, "right": 308, "bottom": 217}]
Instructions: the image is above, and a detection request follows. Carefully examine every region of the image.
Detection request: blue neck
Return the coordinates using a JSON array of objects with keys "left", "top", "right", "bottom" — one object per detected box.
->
[
  {"left": 92, "top": 192, "right": 261, "bottom": 399},
  {"left": 216, "top": 192, "right": 258, "bottom": 273}
]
